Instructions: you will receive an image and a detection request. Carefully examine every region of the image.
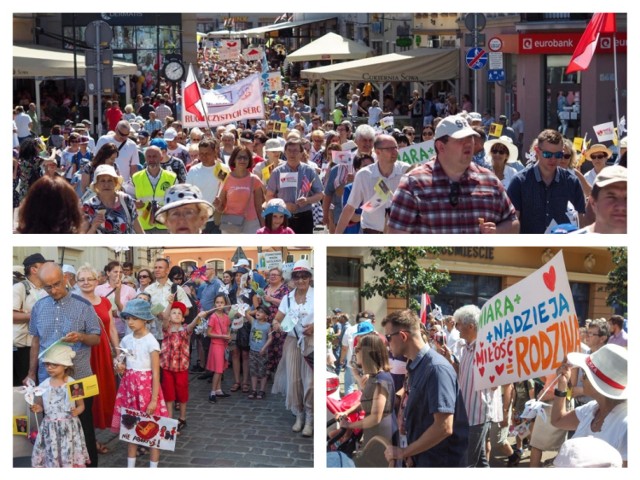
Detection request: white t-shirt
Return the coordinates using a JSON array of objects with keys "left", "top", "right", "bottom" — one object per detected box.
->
[
  {"left": 341, "top": 323, "right": 358, "bottom": 364},
  {"left": 120, "top": 332, "right": 160, "bottom": 371},
  {"left": 15, "top": 112, "right": 32, "bottom": 137},
  {"left": 584, "top": 168, "right": 598, "bottom": 186},
  {"left": 574, "top": 400, "right": 627, "bottom": 461},
  {"left": 94, "top": 135, "right": 140, "bottom": 182},
  {"left": 185, "top": 163, "right": 221, "bottom": 204}
]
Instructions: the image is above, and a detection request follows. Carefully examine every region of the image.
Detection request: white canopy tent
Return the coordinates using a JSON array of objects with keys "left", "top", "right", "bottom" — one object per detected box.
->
[
  {"left": 14, "top": 45, "right": 137, "bottom": 135},
  {"left": 286, "top": 32, "right": 372, "bottom": 63},
  {"left": 301, "top": 47, "right": 460, "bottom": 109}
]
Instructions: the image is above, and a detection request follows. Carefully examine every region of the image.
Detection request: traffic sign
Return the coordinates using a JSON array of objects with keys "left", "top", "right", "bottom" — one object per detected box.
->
[
  {"left": 488, "top": 37, "right": 503, "bottom": 52},
  {"left": 464, "top": 13, "right": 487, "bottom": 32},
  {"left": 487, "top": 69, "right": 505, "bottom": 82},
  {"left": 489, "top": 52, "right": 504, "bottom": 70},
  {"left": 466, "top": 48, "right": 488, "bottom": 70},
  {"left": 464, "top": 33, "right": 485, "bottom": 47}
]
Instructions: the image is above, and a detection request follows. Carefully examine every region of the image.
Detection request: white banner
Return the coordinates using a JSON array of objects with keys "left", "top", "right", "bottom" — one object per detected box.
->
[
  {"left": 244, "top": 46, "right": 264, "bottom": 62},
  {"left": 182, "top": 74, "right": 265, "bottom": 128},
  {"left": 474, "top": 251, "right": 580, "bottom": 390}
]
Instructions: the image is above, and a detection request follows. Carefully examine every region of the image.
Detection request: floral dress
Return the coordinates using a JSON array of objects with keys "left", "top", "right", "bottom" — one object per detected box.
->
[
  {"left": 82, "top": 192, "right": 138, "bottom": 233},
  {"left": 31, "top": 377, "right": 90, "bottom": 468}
]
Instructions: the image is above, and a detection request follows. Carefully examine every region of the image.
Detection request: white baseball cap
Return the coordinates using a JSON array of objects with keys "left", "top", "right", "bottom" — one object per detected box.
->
[{"left": 434, "top": 115, "right": 480, "bottom": 141}]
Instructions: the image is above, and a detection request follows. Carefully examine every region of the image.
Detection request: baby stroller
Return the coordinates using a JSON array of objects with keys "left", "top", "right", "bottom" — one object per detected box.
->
[{"left": 326, "top": 390, "right": 363, "bottom": 457}]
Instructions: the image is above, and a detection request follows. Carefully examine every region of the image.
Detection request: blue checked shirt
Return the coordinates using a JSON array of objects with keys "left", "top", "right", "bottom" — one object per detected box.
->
[{"left": 29, "top": 292, "right": 101, "bottom": 382}]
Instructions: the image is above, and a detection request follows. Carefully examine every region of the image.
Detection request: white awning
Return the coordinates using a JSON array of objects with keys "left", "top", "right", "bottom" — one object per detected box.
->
[
  {"left": 301, "top": 48, "right": 459, "bottom": 82},
  {"left": 13, "top": 44, "right": 138, "bottom": 78},
  {"left": 286, "top": 32, "right": 372, "bottom": 62}
]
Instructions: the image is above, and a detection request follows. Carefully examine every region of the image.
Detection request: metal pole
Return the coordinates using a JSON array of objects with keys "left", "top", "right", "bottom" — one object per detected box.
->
[
  {"left": 612, "top": 32, "right": 620, "bottom": 133},
  {"left": 72, "top": 14, "right": 79, "bottom": 122},
  {"left": 156, "top": 15, "right": 161, "bottom": 94},
  {"left": 96, "top": 25, "right": 103, "bottom": 137},
  {"left": 473, "top": 15, "right": 478, "bottom": 112}
]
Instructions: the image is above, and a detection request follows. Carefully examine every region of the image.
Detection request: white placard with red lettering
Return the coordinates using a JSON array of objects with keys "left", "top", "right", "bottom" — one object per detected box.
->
[
  {"left": 218, "top": 40, "right": 241, "bottom": 61},
  {"left": 474, "top": 251, "right": 580, "bottom": 391},
  {"left": 279, "top": 172, "right": 298, "bottom": 189},
  {"left": 243, "top": 46, "right": 263, "bottom": 62},
  {"left": 593, "top": 121, "right": 616, "bottom": 142}
]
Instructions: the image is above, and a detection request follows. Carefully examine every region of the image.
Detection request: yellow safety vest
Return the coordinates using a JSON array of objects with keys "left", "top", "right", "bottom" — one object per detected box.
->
[{"left": 131, "top": 169, "right": 176, "bottom": 231}]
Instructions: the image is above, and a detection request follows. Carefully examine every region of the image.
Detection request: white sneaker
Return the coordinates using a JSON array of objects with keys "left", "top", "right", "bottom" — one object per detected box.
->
[
  {"left": 301, "top": 423, "right": 313, "bottom": 437},
  {"left": 292, "top": 414, "right": 304, "bottom": 432}
]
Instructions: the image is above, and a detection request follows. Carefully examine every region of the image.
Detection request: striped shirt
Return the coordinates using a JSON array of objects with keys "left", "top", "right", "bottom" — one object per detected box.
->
[
  {"left": 29, "top": 293, "right": 101, "bottom": 382},
  {"left": 458, "top": 339, "right": 492, "bottom": 426},
  {"left": 388, "top": 159, "right": 517, "bottom": 233}
]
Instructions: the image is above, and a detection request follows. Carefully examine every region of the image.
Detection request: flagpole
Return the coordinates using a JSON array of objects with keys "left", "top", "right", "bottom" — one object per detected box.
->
[
  {"left": 190, "top": 63, "right": 213, "bottom": 134},
  {"left": 612, "top": 32, "right": 620, "bottom": 134}
]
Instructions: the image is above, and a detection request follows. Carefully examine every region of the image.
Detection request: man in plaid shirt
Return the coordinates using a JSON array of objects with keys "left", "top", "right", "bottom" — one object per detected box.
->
[{"left": 388, "top": 115, "right": 519, "bottom": 234}]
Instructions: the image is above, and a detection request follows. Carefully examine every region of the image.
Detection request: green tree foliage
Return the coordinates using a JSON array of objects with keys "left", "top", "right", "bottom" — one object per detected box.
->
[
  {"left": 605, "top": 247, "right": 627, "bottom": 310},
  {"left": 358, "top": 247, "right": 451, "bottom": 311}
]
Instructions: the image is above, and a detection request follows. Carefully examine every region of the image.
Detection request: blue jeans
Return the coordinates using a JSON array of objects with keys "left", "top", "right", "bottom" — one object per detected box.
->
[{"left": 343, "top": 365, "right": 358, "bottom": 394}]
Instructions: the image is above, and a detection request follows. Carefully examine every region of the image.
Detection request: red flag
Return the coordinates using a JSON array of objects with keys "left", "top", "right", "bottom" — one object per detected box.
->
[
  {"left": 183, "top": 65, "right": 206, "bottom": 121},
  {"left": 420, "top": 293, "right": 432, "bottom": 325},
  {"left": 565, "top": 13, "right": 616, "bottom": 74},
  {"left": 300, "top": 175, "right": 311, "bottom": 195},
  {"left": 190, "top": 265, "right": 208, "bottom": 282}
]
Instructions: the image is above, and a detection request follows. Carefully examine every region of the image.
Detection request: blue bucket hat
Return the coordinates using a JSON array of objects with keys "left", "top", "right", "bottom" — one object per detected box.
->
[
  {"left": 354, "top": 321, "right": 374, "bottom": 336},
  {"left": 120, "top": 298, "right": 156, "bottom": 322},
  {"left": 262, "top": 198, "right": 291, "bottom": 218},
  {"left": 150, "top": 138, "right": 168, "bottom": 150}
]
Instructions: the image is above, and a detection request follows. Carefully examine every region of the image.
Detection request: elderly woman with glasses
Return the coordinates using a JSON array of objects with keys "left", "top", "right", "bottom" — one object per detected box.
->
[
  {"left": 136, "top": 269, "right": 154, "bottom": 294},
  {"left": 76, "top": 263, "right": 119, "bottom": 451},
  {"left": 154, "top": 184, "right": 214, "bottom": 234},
  {"left": 272, "top": 260, "right": 314, "bottom": 437}
]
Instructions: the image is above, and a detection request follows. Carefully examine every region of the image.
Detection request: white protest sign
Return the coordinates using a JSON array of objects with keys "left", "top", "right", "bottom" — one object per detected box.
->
[
  {"left": 119, "top": 408, "right": 179, "bottom": 451},
  {"left": 379, "top": 116, "right": 394, "bottom": 129},
  {"left": 361, "top": 178, "right": 392, "bottom": 213},
  {"left": 592, "top": 121, "right": 615, "bottom": 142},
  {"left": 474, "top": 251, "right": 580, "bottom": 391},
  {"left": 397, "top": 140, "right": 435, "bottom": 165},
  {"left": 332, "top": 150, "right": 353, "bottom": 166},
  {"left": 258, "top": 251, "right": 283, "bottom": 271},
  {"left": 182, "top": 74, "right": 265, "bottom": 128},
  {"left": 279, "top": 172, "right": 298, "bottom": 189},
  {"left": 267, "top": 72, "right": 282, "bottom": 92},
  {"left": 243, "top": 46, "right": 263, "bottom": 62},
  {"left": 218, "top": 40, "right": 241, "bottom": 61}
]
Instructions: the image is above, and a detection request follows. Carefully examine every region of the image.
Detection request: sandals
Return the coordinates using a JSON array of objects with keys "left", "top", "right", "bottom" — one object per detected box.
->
[
  {"left": 177, "top": 419, "right": 187, "bottom": 431},
  {"left": 248, "top": 390, "right": 257, "bottom": 399},
  {"left": 230, "top": 383, "right": 241, "bottom": 392},
  {"left": 242, "top": 383, "right": 251, "bottom": 393},
  {"left": 96, "top": 442, "right": 109, "bottom": 454},
  {"left": 256, "top": 391, "right": 265, "bottom": 400}
]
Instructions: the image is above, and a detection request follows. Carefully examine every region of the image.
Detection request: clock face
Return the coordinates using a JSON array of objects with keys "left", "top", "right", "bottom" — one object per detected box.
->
[{"left": 164, "top": 61, "right": 184, "bottom": 81}]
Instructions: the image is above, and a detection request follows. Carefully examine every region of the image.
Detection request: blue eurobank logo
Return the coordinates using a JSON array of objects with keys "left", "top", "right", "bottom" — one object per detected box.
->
[{"left": 466, "top": 48, "right": 488, "bottom": 70}]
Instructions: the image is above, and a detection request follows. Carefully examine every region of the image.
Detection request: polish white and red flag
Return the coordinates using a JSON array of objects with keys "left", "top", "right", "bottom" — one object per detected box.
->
[
  {"left": 565, "top": 13, "right": 616, "bottom": 74},
  {"left": 420, "top": 293, "right": 432, "bottom": 325},
  {"left": 182, "top": 64, "right": 206, "bottom": 122}
]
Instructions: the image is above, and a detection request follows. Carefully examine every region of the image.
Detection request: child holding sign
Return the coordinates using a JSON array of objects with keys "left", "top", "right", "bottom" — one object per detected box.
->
[
  {"left": 160, "top": 299, "right": 200, "bottom": 431},
  {"left": 31, "top": 344, "right": 90, "bottom": 467},
  {"left": 111, "top": 299, "right": 169, "bottom": 468}
]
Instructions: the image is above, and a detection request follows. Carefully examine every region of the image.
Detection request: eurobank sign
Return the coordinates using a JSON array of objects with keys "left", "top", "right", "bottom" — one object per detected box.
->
[{"left": 519, "top": 33, "right": 626, "bottom": 54}]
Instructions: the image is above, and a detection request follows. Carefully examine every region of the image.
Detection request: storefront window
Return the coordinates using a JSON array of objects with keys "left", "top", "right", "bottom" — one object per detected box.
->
[
  {"left": 546, "top": 55, "right": 581, "bottom": 138},
  {"left": 327, "top": 256, "right": 361, "bottom": 316},
  {"left": 432, "top": 273, "right": 502, "bottom": 315},
  {"left": 569, "top": 282, "right": 590, "bottom": 326}
]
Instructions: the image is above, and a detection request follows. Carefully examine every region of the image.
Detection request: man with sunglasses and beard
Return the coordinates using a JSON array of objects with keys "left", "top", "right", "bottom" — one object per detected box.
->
[
  {"left": 507, "top": 129, "right": 585, "bottom": 233},
  {"left": 388, "top": 115, "right": 519, "bottom": 234},
  {"left": 94, "top": 120, "right": 140, "bottom": 185}
]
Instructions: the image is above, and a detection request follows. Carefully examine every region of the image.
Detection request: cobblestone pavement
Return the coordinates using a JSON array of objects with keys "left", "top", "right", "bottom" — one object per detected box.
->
[{"left": 15, "top": 368, "right": 314, "bottom": 468}]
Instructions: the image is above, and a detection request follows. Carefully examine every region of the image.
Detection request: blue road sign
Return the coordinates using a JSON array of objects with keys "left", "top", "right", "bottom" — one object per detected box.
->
[
  {"left": 466, "top": 47, "right": 488, "bottom": 70},
  {"left": 487, "top": 69, "right": 505, "bottom": 82}
]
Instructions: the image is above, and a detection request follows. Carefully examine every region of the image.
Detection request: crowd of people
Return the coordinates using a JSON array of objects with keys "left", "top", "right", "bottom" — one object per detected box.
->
[
  {"left": 327, "top": 307, "right": 627, "bottom": 468},
  {"left": 14, "top": 252, "right": 314, "bottom": 467},
  {"left": 12, "top": 70, "right": 627, "bottom": 234}
]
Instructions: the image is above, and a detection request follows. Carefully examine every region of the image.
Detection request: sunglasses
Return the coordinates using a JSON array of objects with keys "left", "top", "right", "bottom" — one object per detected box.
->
[
  {"left": 449, "top": 182, "right": 461, "bottom": 207},
  {"left": 138, "top": 274, "right": 150, "bottom": 279},
  {"left": 423, "top": 131, "right": 434, "bottom": 136},
  {"left": 291, "top": 273, "right": 311, "bottom": 280},
  {"left": 563, "top": 153, "right": 573, "bottom": 160},
  {"left": 384, "top": 330, "right": 407, "bottom": 342},
  {"left": 590, "top": 153, "right": 607, "bottom": 160},
  {"left": 540, "top": 150, "right": 564, "bottom": 159},
  {"left": 491, "top": 148, "right": 508, "bottom": 155}
]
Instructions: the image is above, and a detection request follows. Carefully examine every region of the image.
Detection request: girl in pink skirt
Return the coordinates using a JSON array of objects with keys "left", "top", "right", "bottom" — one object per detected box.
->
[
  {"left": 206, "top": 293, "right": 231, "bottom": 403},
  {"left": 111, "top": 299, "right": 168, "bottom": 468}
]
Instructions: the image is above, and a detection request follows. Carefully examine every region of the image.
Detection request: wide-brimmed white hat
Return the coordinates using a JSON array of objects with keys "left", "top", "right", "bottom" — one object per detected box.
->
[
  {"left": 567, "top": 344, "right": 627, "bottom": 399},
  {"left": 553, "top": 437, "right": 622, "bottom": 468},
  {"left": 265, "top": 138, "right": 284, "bottom": 152},
  {"left": 90, "top": 164, "right": 124, "bottom": 192},
  {"left": 292, "top": 259, "right": 312, "bottom": 276},
  {"left": 485, "top": 136, "right": 519, "bottom": 163},
  {"left": 154, "top": 184, "right": 214, "bottom": 224}
]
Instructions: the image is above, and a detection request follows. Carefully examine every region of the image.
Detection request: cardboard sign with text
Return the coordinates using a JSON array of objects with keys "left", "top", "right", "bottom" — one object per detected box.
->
[
  {"left": 67, "top": 375, "right": 99, "bottom": 401},
  {"left": 119, "top": 407, "right": 179, "bottom": 451},
  {"left": 258, "top": 251, "right": 283, "bottom": 271},
  {"left": 474, "top": 251, "right": 580, "bottom": 390},
  {"left": 398, "top": 140, "right": 435, "bottom": 165}
]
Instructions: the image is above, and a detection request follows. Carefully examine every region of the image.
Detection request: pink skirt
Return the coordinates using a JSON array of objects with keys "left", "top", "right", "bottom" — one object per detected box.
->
[
  {"left": 110, "top": 369, "right": 169, "bottom": 433},
  {"left": 206, "top": 342, "right": 228, "bottom": 374}
]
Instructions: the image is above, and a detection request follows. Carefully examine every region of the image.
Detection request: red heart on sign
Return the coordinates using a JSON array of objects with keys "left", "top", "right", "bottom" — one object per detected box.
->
[
  {"left": 495, "top": 364, "right": 505, "bottom": 376},
  {"left": 543, "top": 266, "right": 556, "bottom": 292},
  {"left": 489, "top": 375, "right": 495, "bottom": 383},
  {"left": 226, "top": 42, "right": 237, "bottom": 47},
  {"left": 479, "top": 366, "right": 485, "bottom": 377}
]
